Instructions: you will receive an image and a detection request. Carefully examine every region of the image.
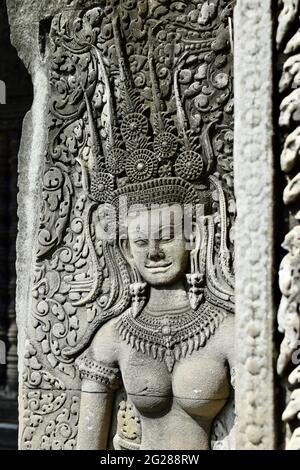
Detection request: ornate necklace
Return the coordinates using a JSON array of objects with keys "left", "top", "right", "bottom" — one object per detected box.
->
[{"left": 117, "top": 301, "right": 228, "bottom": 372}]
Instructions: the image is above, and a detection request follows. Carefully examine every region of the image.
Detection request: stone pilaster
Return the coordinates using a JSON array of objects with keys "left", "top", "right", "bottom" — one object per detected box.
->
[
  {"left": 0, "top": 131, "right": 9, "bottom": 386},
  {"left": 6, "top": 130, "right": 19, "bottom": 395},
  {"left": 234, "top": 0, "right": 275, "bottom": 450}
]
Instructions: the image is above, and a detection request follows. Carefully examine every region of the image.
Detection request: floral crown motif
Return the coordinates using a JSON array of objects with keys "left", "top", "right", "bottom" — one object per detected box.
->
[
  {"left": 80, "top": 14, "right": 217, "bottom": 210},
  {"left": 40, "top": 4, "right": 235, "bottom": 360}
]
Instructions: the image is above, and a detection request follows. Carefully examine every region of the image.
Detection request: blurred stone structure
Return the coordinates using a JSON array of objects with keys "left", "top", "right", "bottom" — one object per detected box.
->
[{"left": 0, "top": 0, "right": 32, "bottom": 450}]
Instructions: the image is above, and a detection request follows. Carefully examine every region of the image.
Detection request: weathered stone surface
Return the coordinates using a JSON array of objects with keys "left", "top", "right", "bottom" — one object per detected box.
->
[
  {"left": 234, "top": 0, "right": 275, "bottom": 450},
  {"left": 5, "top": 0, "right": 282, "bottom": 451},
  {"left": 0, "top": 3, "right": 34, "bottom": 449},
  {"left": 9, "top": 0, "right": 237, "bottom": 450},
  {"left": 6, "top": 1, "right": 98, "bottom": 70}
]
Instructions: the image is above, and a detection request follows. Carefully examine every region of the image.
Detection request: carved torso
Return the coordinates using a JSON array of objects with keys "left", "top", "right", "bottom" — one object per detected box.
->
[{"left": 79, "top": 301, "right": 234, "bottom": 450}]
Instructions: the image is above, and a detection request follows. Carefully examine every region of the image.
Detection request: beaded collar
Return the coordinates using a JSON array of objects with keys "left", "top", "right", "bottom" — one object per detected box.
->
[{"left": 117, "top": 300, "right": 228, "bottom": 372}]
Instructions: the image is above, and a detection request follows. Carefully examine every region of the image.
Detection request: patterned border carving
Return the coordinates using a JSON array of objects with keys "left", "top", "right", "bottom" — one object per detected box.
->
[
  {"left": 234, "top": 0, "right": 275, "bottom": 449},
  {"left": 22, "top": 389, "right": 79, "bottom": 450}
]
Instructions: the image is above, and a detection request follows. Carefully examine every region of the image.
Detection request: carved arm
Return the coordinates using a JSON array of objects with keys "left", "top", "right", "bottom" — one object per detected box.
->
[{"left": 77, "top": 379, "right": 115, "bottom": 450}]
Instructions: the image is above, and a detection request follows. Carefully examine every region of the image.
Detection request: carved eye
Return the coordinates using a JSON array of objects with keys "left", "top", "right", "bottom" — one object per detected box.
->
[
  {"left": 160, "top": 226, "right": 175, "bottom": 242},
  {"left": 160, "top": 235, "right": 174, "bottom": 243},
  {"left": 134, "top": 239, "right": 148, "bottom": 247}
]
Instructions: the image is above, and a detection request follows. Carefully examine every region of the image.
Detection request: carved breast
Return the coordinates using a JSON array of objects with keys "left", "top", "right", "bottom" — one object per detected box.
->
[
  {"left": 120, "top": 350, "right": 173, "bottom": 416},
  {"left": 172, "top": 354, "right": 230, "bottom": 418},
  {"left": 119, "top": 344, "right": 230, "bottom": 421}
]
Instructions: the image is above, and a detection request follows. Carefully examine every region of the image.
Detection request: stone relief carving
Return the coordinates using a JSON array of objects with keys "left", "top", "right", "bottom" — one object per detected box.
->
[
  {"left": 234, "top": 0, "right": 275, "bottom": 450},
  {"left": 21, "top": 0, "right": 236, "bottom": 450},
  {"left": 277, "top": 0, "right": 300, "bottom": 451},
  {"left": 22, "top": 390, "right": 80, "bottom": 450}
]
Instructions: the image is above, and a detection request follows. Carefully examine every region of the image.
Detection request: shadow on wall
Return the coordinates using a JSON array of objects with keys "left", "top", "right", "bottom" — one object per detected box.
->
[{"left": 0, "top": 0, "right": 33, "bottom": 450}]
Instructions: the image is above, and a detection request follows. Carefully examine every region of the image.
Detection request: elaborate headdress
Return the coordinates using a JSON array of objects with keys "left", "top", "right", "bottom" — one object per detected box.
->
[
  {"left": 79, "top": 15, "right": 215, "bottom": 208},
  {"left": 66, "top": 13, "right": 234, "bottom": 356}
]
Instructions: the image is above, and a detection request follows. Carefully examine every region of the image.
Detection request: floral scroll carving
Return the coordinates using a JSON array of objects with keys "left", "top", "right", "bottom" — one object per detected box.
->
[
  {"left": 22, "top": 390, "right": 79, "bottom": 450},
  {"left": 20, "top": 0, "right": 235, "bottom": 450},
  {"left": 277, "top": 0, "right": 300, "bottom": 450},
  {"left": 32, "top": 0, "right": 235, "bottom": 363}
]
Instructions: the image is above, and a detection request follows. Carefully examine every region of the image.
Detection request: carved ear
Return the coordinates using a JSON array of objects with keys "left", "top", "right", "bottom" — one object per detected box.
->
[
  {"left": 189, "top": 220, "right": 202, "bottom": 274},
  {"left": 119, "top": 238, "right": 143, "bottom": 286},
  {"left": 119, "top": 237, "right": 134, "bottom": 264},
  {"left": 191, "top": 220, "right": 201, "bottom": 250}
]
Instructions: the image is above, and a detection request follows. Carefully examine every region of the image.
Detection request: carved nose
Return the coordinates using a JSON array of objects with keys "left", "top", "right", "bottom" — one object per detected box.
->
[{"left": 147, "top": 241, "right": 165, "bottom": 261}]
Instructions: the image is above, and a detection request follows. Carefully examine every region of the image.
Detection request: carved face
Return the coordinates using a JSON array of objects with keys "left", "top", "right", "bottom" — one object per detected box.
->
[{"left": 125, "top": 205, "right": 190, "bottom": 287}]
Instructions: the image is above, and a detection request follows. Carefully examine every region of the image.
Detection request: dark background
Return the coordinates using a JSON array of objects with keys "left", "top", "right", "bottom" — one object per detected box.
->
[{"left": 0, "top": 0, "right": 33, "bottom": 449}]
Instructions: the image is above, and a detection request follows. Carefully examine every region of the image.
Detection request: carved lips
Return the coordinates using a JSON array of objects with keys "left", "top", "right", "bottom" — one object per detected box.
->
[{"left": 144, "top": 261, "right": 173, "bottom": 273}]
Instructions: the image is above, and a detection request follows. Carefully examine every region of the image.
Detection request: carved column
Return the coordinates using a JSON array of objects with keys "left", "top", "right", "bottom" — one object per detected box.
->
[
  {"left": 234, "top": 0, "right": 275, "bottom": 449},
  {"left": 6, "top": 130, "right": 18, "bottom": 394},
  {"left": 0, "top": 131, "right": 9, "bottom": 386},
  {"left": 0, "top": 0, "right": 33, "bottom": 449}
]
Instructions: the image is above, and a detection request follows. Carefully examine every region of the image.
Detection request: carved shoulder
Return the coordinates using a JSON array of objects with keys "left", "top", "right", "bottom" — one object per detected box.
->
[
  {"left": 76, "top": 316, "right": 123, "bottom": 392},
  {"left": 89, "top": 316, "right": 122, "bottom": 366}
]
